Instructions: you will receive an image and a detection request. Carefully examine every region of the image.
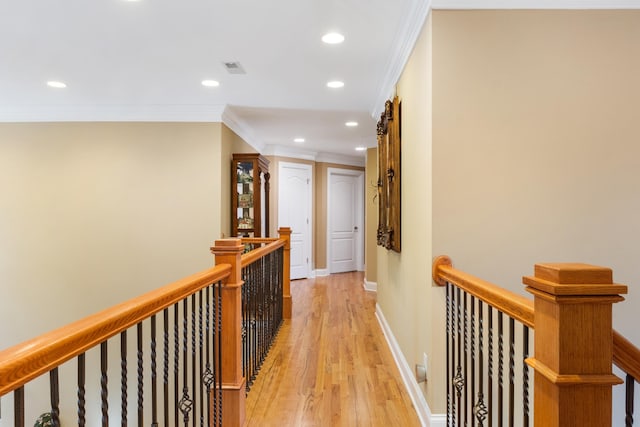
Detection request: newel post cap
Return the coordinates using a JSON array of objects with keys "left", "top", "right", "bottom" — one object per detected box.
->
[
  {"left": 523, "top": 263, "right": 627, "bottom": 297},
  {"left": 210, "top": 238, "right": 244, "bottom": 255}
]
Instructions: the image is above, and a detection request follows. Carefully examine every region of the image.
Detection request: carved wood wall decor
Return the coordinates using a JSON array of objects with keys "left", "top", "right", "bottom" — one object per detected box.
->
[{"left": 377, "top": 96, "right": 401, "bottom": 252}]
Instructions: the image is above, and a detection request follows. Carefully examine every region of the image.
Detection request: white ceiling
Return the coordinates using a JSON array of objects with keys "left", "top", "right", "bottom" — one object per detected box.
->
[{"left": 2, "top": 0, "right": 638, "bottom": 163}]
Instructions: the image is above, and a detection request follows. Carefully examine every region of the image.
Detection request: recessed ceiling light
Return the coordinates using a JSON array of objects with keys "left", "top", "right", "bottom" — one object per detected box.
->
[
  {"left": 46, "top": 81, "right": 66, "bottom": 88},
  {"left": 322, "top": 32, "right": 345, "bottom": 44},
  {"left": 355, "top": 146, "right": 367, "bottom": 151},
  {"left": 201, "top": 80, "right": 220, "bottom": 87},
  {"left": 327, "top": 81, "right": 344, "bottom": 89},
  {"left": 345, "top": 121, "right": 358, "bottom": 127},
  {"left": 294, "top": 138, "right": 305, "bottom": 143}
]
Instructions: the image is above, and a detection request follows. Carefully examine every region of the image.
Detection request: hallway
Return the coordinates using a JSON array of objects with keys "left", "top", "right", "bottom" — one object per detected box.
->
[{"left": 245, "top": 272, "right": 421, "bottom": 426}]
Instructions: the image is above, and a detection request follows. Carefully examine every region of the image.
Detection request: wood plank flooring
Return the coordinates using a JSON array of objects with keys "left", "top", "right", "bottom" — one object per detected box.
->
[{"left": 244, "top": 272, "right": 421, "bottom": 427}]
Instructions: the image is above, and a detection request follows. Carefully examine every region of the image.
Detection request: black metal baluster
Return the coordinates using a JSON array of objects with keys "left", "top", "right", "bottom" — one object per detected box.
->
[
  {"left": 455, "top": 287, "right": 464, "bottom": 426},
  {"left": 199, "top": 289, "right": 205, "bottom": 427},
  {"left": 488, "top": 306, "right": 494, "bottom": 427},
  {"left": 451, "top": 285, "right": 458, "bottom": 427},
  {"left": 14, "top": 386, "right": 24, "bottom": 427},
  {"left": 474, "top": 302, "right": 487, "bottom": 426},
  {"left": 203, "top": 286, "right": 214, "bottom": 427},
  {"left": 178, "top": 299, "right": 193, "bottom": 427},
  {"left": 101, "top": 341, "right": 109, "bottom": 427},
  {"left": 498, "top": 312, "right": 504, "bottom": 427},
  {"left": 137, "top": 322, "right": 144, "bottom": 426},
  {"left": 174, "top": 304, "right": 180, "bottom": 427},
  {"left": 464, "top": 292, "right": 469, "bottom": 427},
  {"left": 49, "top": 368, "right": 60, "bottom": 427},
  {"left": 151, "top": 315, "right": 158, "bottom": 427},
  {"left": 217, "top": 282, "right": 224, "bottom": 426},
  {"left": 120, "top": 331, "right": 127, "bottom": 427},
  {"left": 508, "top": 318, "right": 515, "bottom": 427},
  {"left": 191, "top": 295, "right": 197, "bottom": 426},
  {"left": 470, "top": 296, "right": 476, "bottom": 427},
  {"left": 626, "top": 373, "right": 635, "bottom": 427},
  {"left": 163, "top": 309, "right": 170, "bottom": 427},
  {"left": 78, "top": 353, "right": 86, "bottom": 427},
  {"left": 523, "top": 326, "right": 530, "bottom": 427},
  {"left": 446, "top": 282, "right": 451, "bottom": 426}
]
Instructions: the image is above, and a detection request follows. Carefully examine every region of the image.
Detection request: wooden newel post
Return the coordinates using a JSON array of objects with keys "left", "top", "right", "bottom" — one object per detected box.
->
[
  {"left": 210, "top": 238, "right": 245, "bottom": 427},
  {"left": 523, "top": 263, "right": 628, "bottom": 427},
  {"left": 278, "top": 227, "right": 292, "bottom": 319}
]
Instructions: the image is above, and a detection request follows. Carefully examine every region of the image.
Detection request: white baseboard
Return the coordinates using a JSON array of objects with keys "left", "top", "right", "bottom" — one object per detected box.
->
[
  {"left": 363, "top": 278, "right": 377, "bottom": 292},
  {"left": 375, "top": 304, "right": 446, "bottom": 427},
  {"left": 311, "top": 269, "right": 329, "bottom": 278}
]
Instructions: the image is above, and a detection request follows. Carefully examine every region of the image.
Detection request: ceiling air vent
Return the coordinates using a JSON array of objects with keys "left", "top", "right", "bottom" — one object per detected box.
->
[{"left": 223, "top": 61, "right": 246, "bottom": 75}]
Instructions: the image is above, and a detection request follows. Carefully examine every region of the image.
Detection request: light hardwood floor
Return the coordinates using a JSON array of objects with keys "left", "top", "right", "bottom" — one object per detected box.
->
[{"left": 244, "top": 272, "right": 421, "bottom": 427}]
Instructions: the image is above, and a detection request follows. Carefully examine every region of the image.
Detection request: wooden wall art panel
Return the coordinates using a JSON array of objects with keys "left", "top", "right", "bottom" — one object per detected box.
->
[{"left": 377, "top": 96, "right": 401, "bottom": 252}]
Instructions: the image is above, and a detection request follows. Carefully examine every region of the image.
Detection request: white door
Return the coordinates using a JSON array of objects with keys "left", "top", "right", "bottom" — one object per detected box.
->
[
  {"left": 278, "top": 162, "right": 312, "bottom": 279},
  {"left": 328, "top": 169, "right": 364, "bottom": 274}
]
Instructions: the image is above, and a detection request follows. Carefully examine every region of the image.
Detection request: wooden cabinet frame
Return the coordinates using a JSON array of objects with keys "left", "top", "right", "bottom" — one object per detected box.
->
[
  {"left": 376, "top": 96, "right": 401, "bottom": 252},
  {"left": 231, "top": 153, "right": 270, "bottom": 237}
]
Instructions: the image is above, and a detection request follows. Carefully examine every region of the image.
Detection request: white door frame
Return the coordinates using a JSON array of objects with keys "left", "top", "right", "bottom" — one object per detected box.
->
[
  {"left": 326, "top": 167, "right": 364, "bottom": 273},
  {"left": 278, "top": 161, "right": 313, "bottom": 279}
]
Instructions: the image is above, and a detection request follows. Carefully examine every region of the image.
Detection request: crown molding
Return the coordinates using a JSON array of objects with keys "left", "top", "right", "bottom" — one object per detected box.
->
[
  {"left": 432, "top": 0, "right": 640, "bottom": 8},
  {"left": 261, "top": 144, "right": 366, "bottom": 167},
  {"left": 221, "top": 106, "right": 265, "bottom": 153},
  {"left": 0, "top": 104, "right": 226, "bottom": 122},
  {"left": 371, "top": 0, "right": 432, "bottom": 119}
]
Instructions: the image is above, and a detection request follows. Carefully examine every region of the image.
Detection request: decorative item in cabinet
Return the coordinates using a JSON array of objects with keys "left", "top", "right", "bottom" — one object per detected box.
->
[{"left": 231, "top": 153, "right": 270, "bottom": 237}]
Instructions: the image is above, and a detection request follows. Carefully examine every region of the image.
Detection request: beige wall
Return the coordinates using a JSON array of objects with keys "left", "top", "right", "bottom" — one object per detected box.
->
[
  {"left": 0, "top": 122, "right": 223, "bottom": 349},
  {"left": 365, "top": 148, "right": 378, "bottom": 283},
  {"left": 376, "top": 11, "right": 437, "bottom": 408}
]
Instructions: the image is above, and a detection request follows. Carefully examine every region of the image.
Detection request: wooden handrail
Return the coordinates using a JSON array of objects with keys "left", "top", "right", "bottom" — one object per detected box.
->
[
  {"left": 0, "top": 264, "right": 232, "bottom": 397},
  {"left": 433, "top": 255, "right": 640, "bottom": 384},
  {"left": 432, "top": 255, "right": 534, "bottom": 328},
  {"left": 240, "top": 237, "right": 278, "bottom": 245},
  {"left": 241, "top": 238, "right": 286, "bottom": 268},
  {"left": 614, "top": 330, "right": 640, "bottom": 383}
]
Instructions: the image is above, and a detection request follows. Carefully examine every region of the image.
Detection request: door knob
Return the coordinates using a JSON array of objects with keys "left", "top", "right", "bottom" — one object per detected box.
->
[{"left": 354, "top": 226, "right": 358, "bottom": 231}]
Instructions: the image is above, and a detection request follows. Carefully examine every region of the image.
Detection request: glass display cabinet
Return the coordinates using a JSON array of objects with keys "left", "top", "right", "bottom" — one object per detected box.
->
[{"left": 231, "top": 153, "right": 270, "bottom": 237}]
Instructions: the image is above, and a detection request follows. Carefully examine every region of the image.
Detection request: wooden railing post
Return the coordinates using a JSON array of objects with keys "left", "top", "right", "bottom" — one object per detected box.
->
[
  {"left": 210, "top": 238, "right": 245, "bottom": 427},
  {"left": 278, "top": 227, "right": 292, "bottom": 319},
  {"left": 523, "top": 263, "right": 628, "bottom": 427}
]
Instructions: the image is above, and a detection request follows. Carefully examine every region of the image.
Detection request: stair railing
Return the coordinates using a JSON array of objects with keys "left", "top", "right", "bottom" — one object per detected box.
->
[
  {"left": 433, "top": 255, "right": 639, "bottom": 427},
  {"left": 0, "top": 227, "right": 291, "bottom": 427}
]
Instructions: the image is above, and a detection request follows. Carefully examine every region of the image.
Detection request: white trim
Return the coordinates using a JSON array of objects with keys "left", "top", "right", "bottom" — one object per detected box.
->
[
  {"left": 312, "top": 269, "right": 330, "bottom": 278},
  {"left": 376, "top": 304, "right": 446, "bottom": 427},
  {"left": 326, "top": 168, "right": 365, "bottom": 274},
  {"left": 0, "top": 104, "right": 227, "bottom": 123},
  {"left": 221, "top": 106, "right": 265, "bottom": 153},
  {"left": 432, "top": 0, "right": 640, "bottom": 8},
  {"left": 372, "top": 0, "right": 431, "bottom": 119},
  {"left": 363, "top": 279, "right": 378, "bottom": 292},
  {"left": 262, "top": 144, "right": 366, "bottom": 167}
]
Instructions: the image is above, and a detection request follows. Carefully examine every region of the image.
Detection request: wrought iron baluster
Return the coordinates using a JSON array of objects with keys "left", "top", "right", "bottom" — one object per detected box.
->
[
  {"left": 120, "top": 331, "right": 127, "bottom": 427},
  {"left": 488, "top": 306, "right": 494, "bottom": 427},
  {"left": 474, "top": 301, "right": 487, "bottom": 426},
  {"left": 49, "top": 368, "right": 60, "bottom": 427},
  {"left": 78, "top": 353, "right": 86, "bottom": 427},
  {"left": 626, "top": 373, "right": 635, "bottom": 427},
  {"left": 508, "top": 317, "right": 515, "bottom": 427},
  {"left": 14, "top": 386, "right": 25, "bottom": 427},
  {"left": 163, "top": 308, "right": 170, "bottom": 427},
  {"left": 199, "top": 289, "right": 205, "bottom": 427},
  {"left": 446, "top": 282, "right": 451, "bottom": 426},
  {"left": 470, "top": 295, "right": 476, "bottom": 427},
  {"left": 151, "top": 314, "right": 158, "bottom": 427},
  {"left": 203, "top": 286, "right": 215, "bottom": 427},
  {"left": 498, "top": 311, "right": 504, "bottom": 427},
  {"left": 174, "top": 304, "right": 180, "bottom": 427},
  {"left": 101, "top": 341, "right": 109, "bottom": 427},
  {"left": 191, "top": 295, "right": 197, "bottom": 425},
  {"left": 217, "top": 281, "right": 224, "bottom": 426},
  {"left": 178, "top": 299, "right": 193, "bottom": 427},
  {"left": 137, "top": 322, "right": 144, "bottom": 426},
  {"left": 455, "top": 287, "right": 464, "bottom": 426},
  {"left": 523, "top": 325, "right": 530, "bottom": 427},
  {"left": 464, "top": 291, "right": 469, "bottom": 427}
]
